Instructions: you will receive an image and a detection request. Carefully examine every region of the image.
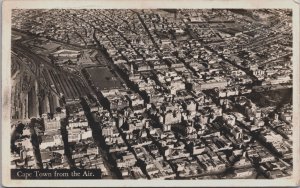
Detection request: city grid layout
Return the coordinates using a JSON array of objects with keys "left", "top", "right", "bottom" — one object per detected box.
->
[{"left": 10, "top": 9, "right": 293, "bottom": 179}]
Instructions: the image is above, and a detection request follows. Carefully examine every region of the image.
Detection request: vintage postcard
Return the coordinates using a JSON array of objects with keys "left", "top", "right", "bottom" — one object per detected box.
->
[{"left": 1, "top": 0, "right": 300, "bottom": 187}]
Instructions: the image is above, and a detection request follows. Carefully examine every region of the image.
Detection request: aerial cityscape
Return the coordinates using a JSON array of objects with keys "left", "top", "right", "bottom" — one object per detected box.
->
[{"left": 10, "top": 9, "right": 293, "bottom": 179}]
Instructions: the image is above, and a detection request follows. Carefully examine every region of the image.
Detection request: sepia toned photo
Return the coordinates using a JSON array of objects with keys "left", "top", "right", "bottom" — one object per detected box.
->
[{"left": 2, "top": 0, "right": 300, "bottom": 187}]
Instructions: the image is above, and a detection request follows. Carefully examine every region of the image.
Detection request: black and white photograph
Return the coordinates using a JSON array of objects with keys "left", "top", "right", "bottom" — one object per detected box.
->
[{"left": 1, "top": 0, "right": 300, "bottom": 187}]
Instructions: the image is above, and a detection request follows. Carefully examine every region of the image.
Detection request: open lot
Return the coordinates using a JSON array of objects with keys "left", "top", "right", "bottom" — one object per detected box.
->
[{"left": 85, "top": 66, "right": 122, "bottom": 90}]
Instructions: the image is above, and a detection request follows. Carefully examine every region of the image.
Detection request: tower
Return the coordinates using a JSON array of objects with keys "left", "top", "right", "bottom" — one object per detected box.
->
[{"left": 130, "top": 63, "right": 134, "bottom": 75}]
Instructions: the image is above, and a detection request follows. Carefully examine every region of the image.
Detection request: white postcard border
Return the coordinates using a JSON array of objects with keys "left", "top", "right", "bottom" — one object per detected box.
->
[{"left": 2, "top": 0, "right": 300, "bottom": 187}]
